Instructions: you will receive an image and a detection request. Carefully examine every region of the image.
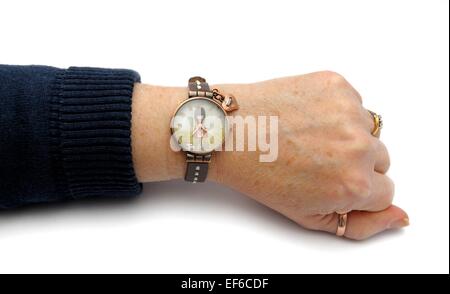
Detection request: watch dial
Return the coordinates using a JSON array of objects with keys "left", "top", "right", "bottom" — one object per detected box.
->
[{"left": 171, "top": 98, "right": 228, "bottom": 154}]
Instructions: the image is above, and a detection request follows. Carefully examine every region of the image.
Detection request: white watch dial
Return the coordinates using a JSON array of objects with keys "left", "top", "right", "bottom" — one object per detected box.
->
[{"left": 171, "top": 98, "right": 228, "bottom": 154}]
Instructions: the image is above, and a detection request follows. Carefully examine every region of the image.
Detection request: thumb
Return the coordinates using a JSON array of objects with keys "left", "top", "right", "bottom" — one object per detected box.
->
[{"left": 301, "top": 205, "right": 409, "bottom": 240}]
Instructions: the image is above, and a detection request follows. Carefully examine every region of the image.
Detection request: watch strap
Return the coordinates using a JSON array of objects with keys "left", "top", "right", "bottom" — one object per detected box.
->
[
  {"left": 188, "top": 76, "right": 213, "bottom": 98},
  {"left": 185, "top": 153, "right": 211, "bottom": 183}
]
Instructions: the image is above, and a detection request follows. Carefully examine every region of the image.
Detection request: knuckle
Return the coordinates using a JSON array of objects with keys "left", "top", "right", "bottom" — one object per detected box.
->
[
  {"left": 341, "top": 125, "right": 360, "bottom": 139},
  {"left": 350, "top": 131, "right": 374, "bottom": 155},
  {"left": 343, "top": 172, "right": 372, "bottom": 199},
  {"left": 385, "top": 156, "right": 392, "bottom": 171},
  {"left": 320, "top": 70, "right": 343, "bottom": 80},
  {"left": 380, "top": 143, "right": 392, "bottom": 171},
  {"left": 354, "top": 134, "right": 375, "bottom": 155},
  {"left": 321, "top": 70, "right": 347, "bottom": 87},
  {"left": 342, "top": 128, "right": 375, "bottom": 155},
  {"left": 330, "top": 184, "right": 349, "bottom": 207},
  {"left": 385, "top": 177, "right": 396, "bottom": 200}
]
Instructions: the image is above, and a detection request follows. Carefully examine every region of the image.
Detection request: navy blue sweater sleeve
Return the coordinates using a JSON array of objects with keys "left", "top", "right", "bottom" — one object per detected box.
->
[{"left": 0, "top": 65, "right": 142, "bottom": 209}]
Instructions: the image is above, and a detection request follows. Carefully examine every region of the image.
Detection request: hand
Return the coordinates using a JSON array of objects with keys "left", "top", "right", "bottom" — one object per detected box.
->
[
  {"left": 131, "top": 72, "right": 409, "bottom": 240},
  {"left": 210, "top": 71, "right": 409, "bottom": 240}
]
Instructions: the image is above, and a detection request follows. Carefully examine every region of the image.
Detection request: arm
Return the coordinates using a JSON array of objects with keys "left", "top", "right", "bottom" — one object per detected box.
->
[
  {"left": 0, "top": 65, "right": 142, "bottom": 208},
  {"left": 131, "top": 72, "right": 409, "bottom": 240},
  {"left": 0, "top": 65, "right": 408, "bottom": 239}
]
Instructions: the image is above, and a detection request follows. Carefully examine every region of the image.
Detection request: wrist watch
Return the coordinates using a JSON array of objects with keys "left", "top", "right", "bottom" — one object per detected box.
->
[{"left": 170, "top": 77, "right": 238, "bottom": 183}]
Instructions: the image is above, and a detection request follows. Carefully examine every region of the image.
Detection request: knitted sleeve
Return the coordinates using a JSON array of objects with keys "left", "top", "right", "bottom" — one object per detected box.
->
[{"left": 0, "top": 65, "right": 142, "bottom": 208}]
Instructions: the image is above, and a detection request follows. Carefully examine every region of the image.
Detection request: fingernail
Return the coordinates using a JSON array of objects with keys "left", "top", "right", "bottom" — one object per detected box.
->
[{"left": 388, "top": 218, "right": 410, "bottom": 229}]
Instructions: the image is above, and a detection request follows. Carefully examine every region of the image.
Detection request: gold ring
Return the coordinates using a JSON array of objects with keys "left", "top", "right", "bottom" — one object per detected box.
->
[
  {"left": 368, "top": 110, "right": 383, "bottom": 137},
  {"left": 336, "top": 213, "right": 348, "bottom": 237}
]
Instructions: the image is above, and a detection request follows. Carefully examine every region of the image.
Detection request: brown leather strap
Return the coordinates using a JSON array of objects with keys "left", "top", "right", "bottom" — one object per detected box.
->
[
  {"left": 185, "top": 153, "right": 211, "bottom": 183},
  {"left": 188, "top": 76, "right": 213, "bottom": 98}
]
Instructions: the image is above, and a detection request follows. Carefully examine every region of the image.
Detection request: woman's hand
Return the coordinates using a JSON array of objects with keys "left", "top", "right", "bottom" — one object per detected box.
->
[
  {"left": 210, "top": 72, "right": 408, "bottom": 240},
  {"left": 131, "top": 71, "right": 409, "bottom": 240}
]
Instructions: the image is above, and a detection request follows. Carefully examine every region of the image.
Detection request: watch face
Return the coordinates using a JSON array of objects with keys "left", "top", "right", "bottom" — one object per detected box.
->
[{"left": 171, "top": 97, "right": 229, "bottom": 154}]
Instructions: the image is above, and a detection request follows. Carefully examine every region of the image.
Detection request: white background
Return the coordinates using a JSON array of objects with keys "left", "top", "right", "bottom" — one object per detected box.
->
[{"left": 0, "top": 0, "right": 448, "bottom": 274}]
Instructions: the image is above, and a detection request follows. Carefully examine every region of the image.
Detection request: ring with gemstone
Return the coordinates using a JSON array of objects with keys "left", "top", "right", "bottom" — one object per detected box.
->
[{"left": 368, "top": 110, "right": 383, "bottom": 137}]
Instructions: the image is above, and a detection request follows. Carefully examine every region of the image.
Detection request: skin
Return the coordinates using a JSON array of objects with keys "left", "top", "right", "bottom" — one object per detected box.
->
[{"left": 131, "top": 71, "right": 409, "bottom": 240}]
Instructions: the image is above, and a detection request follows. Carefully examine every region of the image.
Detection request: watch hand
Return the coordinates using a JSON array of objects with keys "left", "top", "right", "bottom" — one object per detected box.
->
[{"left": 192, "top": 125, "right": 200, "bottom": 135}]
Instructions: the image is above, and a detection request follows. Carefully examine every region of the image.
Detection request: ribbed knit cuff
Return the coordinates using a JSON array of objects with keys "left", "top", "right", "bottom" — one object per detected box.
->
[{"left": 51, "top": 67, "right": 142, "bottom": 200}]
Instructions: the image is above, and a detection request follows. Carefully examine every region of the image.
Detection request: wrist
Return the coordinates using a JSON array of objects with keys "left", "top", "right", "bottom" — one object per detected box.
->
[
  {"left": 131, "top": 81, "right": 262, "bottom": 184},
  {"left": 207, "top": 82, "right": 259, "bottom": 184},
  {"left": 131, "top": 83, "right": 186, "bottom": 182}
]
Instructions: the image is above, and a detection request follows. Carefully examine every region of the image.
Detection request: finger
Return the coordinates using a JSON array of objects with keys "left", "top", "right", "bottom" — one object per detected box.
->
[
  {"left": 354, "top": 172, "right": 395, "bottom": 212},
  {"left": 344, "top": 206, "right": 409, "bottom": 240},
  {"left": 363, "top": 109, "right": 379, "bottom": 137},
  {"left": 375, "top": 140, "right": 390, "bottom": 173},
  {"left": 301, "top": 205, "right": 409, "bottom": 240}
]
